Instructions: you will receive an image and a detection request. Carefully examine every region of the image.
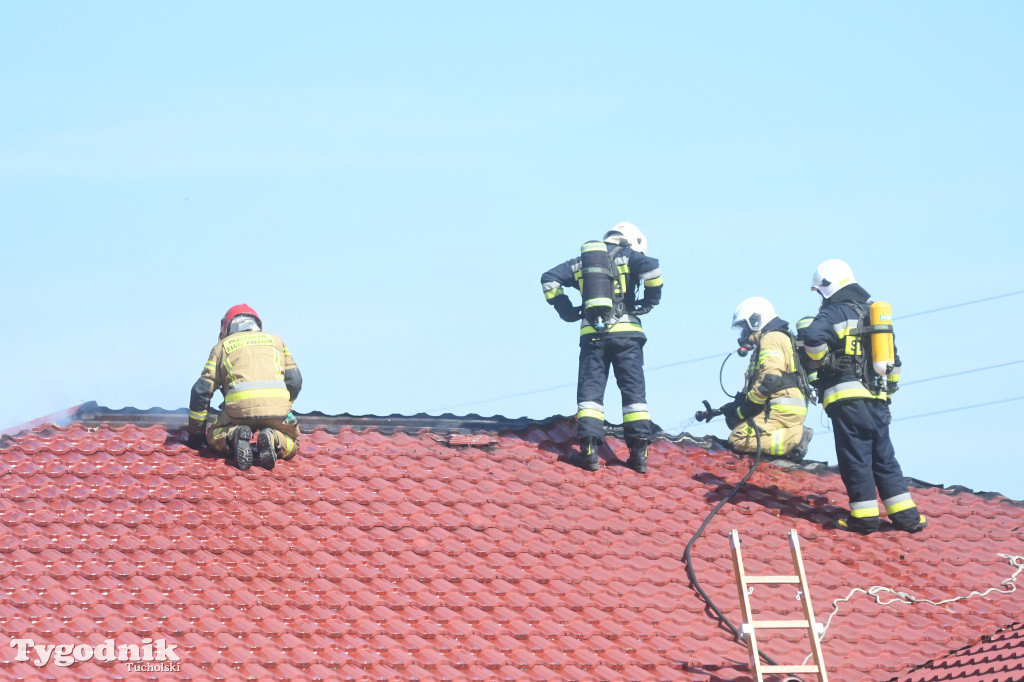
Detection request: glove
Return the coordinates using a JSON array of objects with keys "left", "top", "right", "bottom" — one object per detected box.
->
[
  {"left": 633, "top": 298, "right": 656, "bottom": 316},
  {"left": 551, "top": 295, "right": 583, "bottom": 322},
  {"left": 186, "top": 430, "right": 207, "bottom": 449},
  {"left": 694, "top": 400, "right": 723, "bottom": 423}
]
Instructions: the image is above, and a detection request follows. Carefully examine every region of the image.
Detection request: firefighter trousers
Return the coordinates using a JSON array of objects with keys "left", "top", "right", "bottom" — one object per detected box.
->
[
  {"left": 207, "top": 413, "right": 301, "bottom": 460},
  {"left": 829, "top": 398, "right": 920, "bottom": 529},
  {"left": 576, "top": 334, "right": 652, "bottom": 447}
]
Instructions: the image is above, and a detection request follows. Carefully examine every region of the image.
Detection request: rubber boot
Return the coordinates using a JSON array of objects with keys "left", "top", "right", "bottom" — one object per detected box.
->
[
  {"left": 834, "top": 516, "right": 879, "bottom": 535},
  {"left": 231, "top": 425, "right": 253, "bottom": 471},
  {"left": 574, "top": 437, "right": 601, "bottom": 471},
  {"left": 786, "top": 427, "right": 813, "bottom": 463},
  {"left": 256, "top": 429, "right": 278, "bottom": 470},
  {"left": 626, "top": 441, "right": 648, "bottom": 474}
]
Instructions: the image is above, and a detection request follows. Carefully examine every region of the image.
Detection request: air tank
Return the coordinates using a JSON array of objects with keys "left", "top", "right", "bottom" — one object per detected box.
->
[
  {"left": 580, "top": 241, "right": 613, "bottom": 326},
  {"left": 869, "top": 301, "right": 895, "bottom": 376}
]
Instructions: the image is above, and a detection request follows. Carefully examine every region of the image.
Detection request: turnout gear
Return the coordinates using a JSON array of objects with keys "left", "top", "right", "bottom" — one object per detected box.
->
[
  {"left": 720, "top": 306, "right": 811, "bottom": 459},
  {"left": 541, "top": 226, "right": 663, "bottom": 470},
  {"left": 189, "top": 307, "right": 302, "bottom": 467},
  {"left": 802, "top": 261, "right": 922, "bottom": 533}
]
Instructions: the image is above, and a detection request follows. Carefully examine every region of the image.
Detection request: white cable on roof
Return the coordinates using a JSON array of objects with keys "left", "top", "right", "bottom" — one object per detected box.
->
[{"left": 802, "top": 554, "right": 1024, "bottom": 664}]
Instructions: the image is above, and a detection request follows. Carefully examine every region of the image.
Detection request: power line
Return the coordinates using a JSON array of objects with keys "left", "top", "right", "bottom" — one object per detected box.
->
[
  {"left": 893, "top": 396, "right": 1024, "bottom": 422},
  {"left": 440, "top": 288, "right": 1023, "bottom": 412},
  {"left": 900, "top": 359, "right": 1024, "bottom": 387},
  {"left": 897, "top": 290, "right": 1024, "bottom": 320}
]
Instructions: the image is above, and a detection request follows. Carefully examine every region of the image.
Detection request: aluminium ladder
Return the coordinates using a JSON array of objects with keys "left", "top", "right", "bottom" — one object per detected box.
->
[{"left": 730, "top": 528, "right": 829, "bottom": 681}]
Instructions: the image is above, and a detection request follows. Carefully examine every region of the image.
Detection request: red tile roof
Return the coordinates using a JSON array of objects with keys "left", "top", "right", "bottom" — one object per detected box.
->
[
  {"left": 899, "top": 622, "right": 1024, "bottom": 682},
  {"left": 1, "top": 405, "right": 1022, "bottom": 681}
]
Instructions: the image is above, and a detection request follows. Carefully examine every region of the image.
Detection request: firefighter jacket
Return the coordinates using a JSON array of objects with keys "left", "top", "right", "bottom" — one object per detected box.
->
[
  {"left": 727, "top": 318, "right": 808, "bottom": 425},
  {"left": 188, "top": 330, "right": 302, "bottom": 433},
  {"left": 540, "top": 246, "right": 663, "bottom": 340},
  {"left": 801, "top": 284, "right": 901, "bottom": 411}
]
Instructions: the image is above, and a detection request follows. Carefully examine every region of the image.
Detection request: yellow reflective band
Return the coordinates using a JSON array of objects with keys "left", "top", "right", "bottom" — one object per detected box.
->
[
  {"left": 770, "top": 404, "right": 808, "bottom": 415},
  {"left": 770, "top": 430, "right": 785, "bottom": 456},
  {"left": 544, "top": 287, "right": 564, "bottom": 300},
  {"left": 585, "top": 298, "right": 614, "bottom": 309},
  {"left": 850, "top": 506, "right": 880, "bottom": 518},
  {"left": 189, "top": 410, "right": 208, "bottom": 422},
  {"left": 644, "top": 276, "right": 663, "bottom": 287},
  {"left": 747, "top": 391, "right": 767, "bottom": 405},
  {"left": 623, "top": 411, "right": 650, "bottom": 423},
  {"left": 581, "top": 242, "right": 608, "bottom": 253},
  {"left": 224, "top": 388, "right": 291, "bottom": 403},
  {"left": 888, "top": 373, "right": 901, "bottom": 381},
  {"left": 204, "top": 361, "right": 215, "bottom": 371},
  {"left": 577, "top": 408, "right": 604, "bottom": 421},
  {"left": 885, "top": 499, "right": 917, "bottom": 515},
  {"left": 759, "top": 349, "right": 783, "bottom": 360},
  {"left": 579, "top": 322, "right": 644, "bottom": 335},
  {"left": 223, "top": 333, "right": 276, "bottom": 355}
]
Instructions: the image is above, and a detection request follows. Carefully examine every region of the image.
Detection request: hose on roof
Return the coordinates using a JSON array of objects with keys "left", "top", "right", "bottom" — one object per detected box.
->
[{"left": 681, "top": 421, "right": 781, "bottom": 668}]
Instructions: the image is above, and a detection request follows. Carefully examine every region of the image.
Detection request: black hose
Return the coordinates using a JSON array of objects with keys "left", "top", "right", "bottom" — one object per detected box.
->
[{"left": 681, "top": 423, "right": 781, "bottom": 668}]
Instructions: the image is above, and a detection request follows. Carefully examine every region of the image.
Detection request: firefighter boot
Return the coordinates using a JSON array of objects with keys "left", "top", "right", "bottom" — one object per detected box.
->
[
  {"left": 890, "top": 510, "right": 928, "bottom": 534},
  {"left": 625, "top": 441, "right": 648, "bottom": 474},
  {"left": 834, "top": 516, "right": 879, "bottom": 535},
  {"left": 256, "top": 429, "right": 278, "bottom": 470},
  {"left": 573, "top": 437, "right": 601, "bottom": 471},
  {"left": 231, "top": 425, "right": 253, "bottom": 471},
  {"left": 786, "top": 428, "right": 813, "bottom": 463}
]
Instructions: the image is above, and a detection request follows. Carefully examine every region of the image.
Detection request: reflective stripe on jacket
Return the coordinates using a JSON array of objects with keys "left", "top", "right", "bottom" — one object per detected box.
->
[
  {"left": 541, "top": 246, "right": 662, "bottom": 340},
  {"left": 802, "top": 284, "right": 889, "bottom": 410},
  {"left": 189, "top": 331, "right": 300, "bottom": 427}
]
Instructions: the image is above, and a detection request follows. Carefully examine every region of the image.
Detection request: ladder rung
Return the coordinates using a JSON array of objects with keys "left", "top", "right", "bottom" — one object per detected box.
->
[
  {"left": 744, "top": 575, "right": 800, "bottom": 584},
  {"left": 751, "top": 619, "right": 811, "bottom": 629},
  {"left": 761, "top": 664, "right": 824, "bottom": 674}
]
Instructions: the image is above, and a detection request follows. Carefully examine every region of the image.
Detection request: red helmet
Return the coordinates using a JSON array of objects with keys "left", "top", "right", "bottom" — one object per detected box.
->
[{"left": 219, "top": 304, "right": 262, "bottom": 339}]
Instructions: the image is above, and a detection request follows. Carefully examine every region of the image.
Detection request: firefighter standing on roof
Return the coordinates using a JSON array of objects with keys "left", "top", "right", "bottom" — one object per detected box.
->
[
  {"left": 802, "top": 259, "right": 926, "bottom": 534},
  {"left": 540, "top": 222, "right": 663, "bottom": 474},
  {"left": 697, "top": 297, "right": 813, "bottom": 461},
  {"left": 187, "top": 305, "right": 303, "bottom": 471}
]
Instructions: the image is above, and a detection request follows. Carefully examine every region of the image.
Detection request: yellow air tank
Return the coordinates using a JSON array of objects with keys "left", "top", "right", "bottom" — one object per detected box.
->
[{"left": 869, "top": 301, "right": 895, "bottom": 376}]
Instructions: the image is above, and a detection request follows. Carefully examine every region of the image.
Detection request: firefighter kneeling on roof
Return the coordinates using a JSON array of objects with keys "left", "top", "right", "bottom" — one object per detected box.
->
[
  {"left": 186, "top": 305, "right": 302, "bottom": 471},
  {"left": 802, "top": 259, "right": 926, "bottom": 534},
  {"left": 697, "top": 297, "right": 813, "bottom": 462}
]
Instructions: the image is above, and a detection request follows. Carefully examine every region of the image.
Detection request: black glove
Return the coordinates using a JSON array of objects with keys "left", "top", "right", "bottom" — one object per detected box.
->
[
  {"left": 186, "top": 430, "right": 207, "bottom": 449},
  {"left": 694, "top": 400, "right": 723, "bottom": 423},
  {"left": 551, "top": 295, "right": 583, "bottom": 322}
]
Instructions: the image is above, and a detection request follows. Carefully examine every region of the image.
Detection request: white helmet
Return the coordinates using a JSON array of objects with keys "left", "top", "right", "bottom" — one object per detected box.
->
[
  {"left": 732, "top": 296, "right": 777, "bottom": 332},
  {"left": 603, "top": 221, "right": 648, "bottom": 254},
  {"left": 811, "top": 259, "right": 856, "bottom": 299}
]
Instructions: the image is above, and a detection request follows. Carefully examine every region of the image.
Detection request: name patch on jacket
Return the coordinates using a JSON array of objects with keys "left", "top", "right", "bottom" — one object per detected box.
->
[{"left": 223, "top": 333, "right": 276, "bottom": 355}]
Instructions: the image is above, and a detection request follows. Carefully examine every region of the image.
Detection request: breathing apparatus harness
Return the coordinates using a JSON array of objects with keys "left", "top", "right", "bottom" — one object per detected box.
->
[{"left": 820, "top": 300, "right": 896, "bottom": 396}]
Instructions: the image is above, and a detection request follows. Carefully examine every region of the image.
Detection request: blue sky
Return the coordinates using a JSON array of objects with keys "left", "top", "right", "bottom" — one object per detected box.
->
[{"left": 2, "top": 3, "right": 1022, "bottom": 500}]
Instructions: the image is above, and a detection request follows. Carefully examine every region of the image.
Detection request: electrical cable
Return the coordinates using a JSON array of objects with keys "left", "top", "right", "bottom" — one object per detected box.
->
[
  {"left": 438, "top": 288, "right": 1023, "bottom": 413},
  {"left": 896, "top": 289, "right": 1024, "bottom": 320},
  {"left": 899, "top": 359, "right": 1024, "bottom": 387},
  {"left": 893, "top": 396, "right": 1024, "bottom": 422}
]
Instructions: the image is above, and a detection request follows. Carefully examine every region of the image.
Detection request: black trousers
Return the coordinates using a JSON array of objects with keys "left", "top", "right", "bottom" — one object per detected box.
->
[
  {"left": 829, "top": 398, "right": 918, "bottom": 527},
  {"left": 576, "top": 334, "right": 652, "bottom": 446}
]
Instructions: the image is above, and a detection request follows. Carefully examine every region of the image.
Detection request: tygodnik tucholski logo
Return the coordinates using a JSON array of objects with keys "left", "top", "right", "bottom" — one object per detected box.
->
[{"left": 10, "top": 636, "right": 181, "bottom": 671}]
